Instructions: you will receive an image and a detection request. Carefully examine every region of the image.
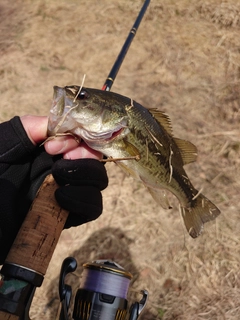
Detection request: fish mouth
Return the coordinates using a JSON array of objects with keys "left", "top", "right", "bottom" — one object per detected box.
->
[
  {"left": 106, "top": 127, "right": 124, "bottom": 141},
  {"left": 47, "top": 86, "right": 75, "bottom": 136},
  {"left": 47, "top": 85, "right": 128, "bottom": 143},
  {"left": 82, "top": 126, "right": 125, "bottom": 145}
]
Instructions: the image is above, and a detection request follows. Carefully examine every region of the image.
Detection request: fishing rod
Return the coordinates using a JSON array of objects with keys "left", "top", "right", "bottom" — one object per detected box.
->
[
  {"left": 58, "top": 1, "right": 150, "bottom": 319},
  {"left": 0, "top": 1, "right": 150, "bottom": 319},
  {"left": 102, "top": 0, "right": 151, "bottom": 92}
]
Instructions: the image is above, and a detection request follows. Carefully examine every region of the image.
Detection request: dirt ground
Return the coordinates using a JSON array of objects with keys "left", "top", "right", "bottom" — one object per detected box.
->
[{"left": 0, "top": 0, "right": 240, "bottom": 319}]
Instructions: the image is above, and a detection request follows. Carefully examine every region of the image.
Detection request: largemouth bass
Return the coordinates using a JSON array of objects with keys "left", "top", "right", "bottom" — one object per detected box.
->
[{"left": 47, "top": 85, "right": 220, "bottom": 238}]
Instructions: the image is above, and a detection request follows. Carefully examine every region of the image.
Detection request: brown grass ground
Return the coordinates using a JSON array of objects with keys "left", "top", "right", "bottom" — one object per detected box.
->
[{"left": 0, "top": 0, "right": 240, "bottom": 319}]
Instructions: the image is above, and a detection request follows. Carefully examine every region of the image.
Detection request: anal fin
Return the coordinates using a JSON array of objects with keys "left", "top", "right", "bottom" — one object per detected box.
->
[{"left": 147, "top": 187, "right": 172, "bottom": 210}]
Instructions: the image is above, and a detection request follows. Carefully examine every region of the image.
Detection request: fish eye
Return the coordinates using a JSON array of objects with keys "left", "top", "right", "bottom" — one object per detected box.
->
[{"left": 78, "top": 90, "right": 89, "bottom": 100}]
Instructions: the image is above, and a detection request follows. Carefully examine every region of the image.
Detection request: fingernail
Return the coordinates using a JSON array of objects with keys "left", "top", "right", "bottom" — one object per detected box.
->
[{"left": 45, "top": 138, "right": 67, "bottom": 154}]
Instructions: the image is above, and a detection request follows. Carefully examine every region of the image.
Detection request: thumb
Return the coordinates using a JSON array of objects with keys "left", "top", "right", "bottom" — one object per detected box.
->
[{"left": 20, "top": 115, "right": 48, "bottom": 145}]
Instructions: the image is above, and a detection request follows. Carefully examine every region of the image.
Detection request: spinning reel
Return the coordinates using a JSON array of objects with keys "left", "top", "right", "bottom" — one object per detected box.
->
[{"left": 57, "top": 257, "right": 148, "bottom": 320}]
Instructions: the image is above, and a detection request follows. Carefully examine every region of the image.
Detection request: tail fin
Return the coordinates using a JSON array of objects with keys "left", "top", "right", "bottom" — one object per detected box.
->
[{"left": 181, "top": 194, "right": 221, "bottom": 238}]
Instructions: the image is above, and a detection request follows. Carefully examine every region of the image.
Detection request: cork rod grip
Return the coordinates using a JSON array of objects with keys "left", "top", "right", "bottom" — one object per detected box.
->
[{"left": 5, "top": 174, "right": 69, "bottom": 276}]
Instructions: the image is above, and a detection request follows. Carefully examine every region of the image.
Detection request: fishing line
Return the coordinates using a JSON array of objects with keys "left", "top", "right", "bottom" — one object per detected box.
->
[{"left": 80, "top": 261, "right": 132, "bottom": 299}]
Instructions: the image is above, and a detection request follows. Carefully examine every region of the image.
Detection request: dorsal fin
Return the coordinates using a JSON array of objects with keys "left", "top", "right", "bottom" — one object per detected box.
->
[
  {"left": 148, "top": 108, "right": 173, "bottom": 136},
  {"left": 148, "top": 108, "right": 197, "bottom": 165},
  {"left": 174, "top": 137, "right": 198, "bottom": 165}
]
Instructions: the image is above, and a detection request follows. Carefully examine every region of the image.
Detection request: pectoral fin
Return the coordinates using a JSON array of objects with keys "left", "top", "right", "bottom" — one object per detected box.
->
[
  {"left": 108, "top": 139, "right": 141, "bottom": 178},
  {"left": 122, "top": 138, "right": 141, "bottom": 159}
]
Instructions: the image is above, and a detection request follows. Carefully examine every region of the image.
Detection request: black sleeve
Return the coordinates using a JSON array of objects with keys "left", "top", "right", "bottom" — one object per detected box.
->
[
  {"left": 0, "top": 116, "right": 35, "bottom": 174},
  {"left": 0, "top": 116, "right": 53, "bottom": 198},
  {"left": 0, "top": 116, "right": 53, "bottom": 263}
]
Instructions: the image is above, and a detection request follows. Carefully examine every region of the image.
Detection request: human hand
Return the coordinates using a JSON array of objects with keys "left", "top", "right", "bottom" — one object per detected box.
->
[
  {"left": 0, "top": 115, "right": 108, "bottom": 264},
  {"left": 20, "top": 115, "right": 102, "bottom": 160},
  {"left": 20, "top": 115, "right": 108, "bottom": 228}
]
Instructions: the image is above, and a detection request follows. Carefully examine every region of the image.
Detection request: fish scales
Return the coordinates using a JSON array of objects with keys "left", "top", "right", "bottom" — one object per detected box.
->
[
  {"left": 47, "top": 85, "right": 221, "bottom": 238},
  {"left": 120, "top": 101, "right": 198, "bottom": 206}
]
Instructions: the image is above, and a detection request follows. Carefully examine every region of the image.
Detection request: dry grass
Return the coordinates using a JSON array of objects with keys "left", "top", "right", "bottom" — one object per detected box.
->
[{"left": 0, "top": 0, "right": 240, "bottom": 319}]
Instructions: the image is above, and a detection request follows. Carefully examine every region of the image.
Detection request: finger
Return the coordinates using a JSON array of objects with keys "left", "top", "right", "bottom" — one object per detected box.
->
[
  {"left": 55, "top": 186, "right": 103, "bottom": 228},
  {"left": 21, "top": 115, "right": 48, "bottom": 145},
  {"left": 63, "top": 141, "right": 102, "bottom": 160},
  {"left": 44, "top": 136, "right": 80, "bottom": 155},
  {"left": 52, "top": 158, "right": 108, "bottom": 189}
]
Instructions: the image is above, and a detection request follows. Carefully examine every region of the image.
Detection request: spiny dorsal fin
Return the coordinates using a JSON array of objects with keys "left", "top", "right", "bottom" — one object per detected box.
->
[
  {"left": 148, "top": 108, "right": 173, "bottom": 136},
  {"left": 174, "top": 137, "right": 198, "bottom": 165}
]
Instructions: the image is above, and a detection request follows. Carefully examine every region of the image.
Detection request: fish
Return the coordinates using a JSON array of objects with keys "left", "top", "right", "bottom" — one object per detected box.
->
[{"left": 47, "top": 85, "right": 221, "bottom": 238}]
